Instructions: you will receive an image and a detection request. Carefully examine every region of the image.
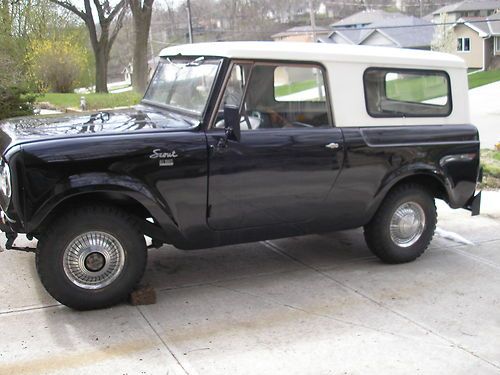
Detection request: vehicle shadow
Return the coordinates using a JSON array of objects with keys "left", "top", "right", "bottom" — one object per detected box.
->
[
  {"left": 143, "top": 228, "right": 375, "bottom": 293},
  {"left": 15, "top": 229, "right": 373, "bottom": 357}
]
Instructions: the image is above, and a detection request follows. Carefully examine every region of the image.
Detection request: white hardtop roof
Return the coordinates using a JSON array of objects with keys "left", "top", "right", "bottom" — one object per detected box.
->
[{"left": 159, "top": 42, "right": 466, "bottom": 69}]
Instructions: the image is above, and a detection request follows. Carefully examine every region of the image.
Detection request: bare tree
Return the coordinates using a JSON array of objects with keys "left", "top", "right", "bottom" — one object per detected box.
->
[
  {"left": 431, "top": 13, "right": 455, "bottom": 53},
  {"left": 49, "top": 0, "right": 127, "bottom": 93},
  {"left": 128, "top": 0, "right": 154, "bottom": 94}
]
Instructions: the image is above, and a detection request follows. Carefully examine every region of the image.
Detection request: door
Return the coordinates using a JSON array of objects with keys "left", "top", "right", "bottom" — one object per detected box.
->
[{"left": 207, "top": 62, "right": 344, "bottom": 230}]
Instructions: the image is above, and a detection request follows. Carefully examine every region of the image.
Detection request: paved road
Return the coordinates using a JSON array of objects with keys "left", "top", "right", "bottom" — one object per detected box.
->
[
  {"left": 0, "top": 192, "right": 499, "bottom": 374},
  {"left": 469, "top": 81, "right": 500, "bottom": 149}
]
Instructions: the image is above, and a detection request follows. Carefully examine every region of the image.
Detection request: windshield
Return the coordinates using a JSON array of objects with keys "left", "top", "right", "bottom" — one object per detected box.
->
[{"left": 143, "top": 57, "right": 222, "bottom": 115}]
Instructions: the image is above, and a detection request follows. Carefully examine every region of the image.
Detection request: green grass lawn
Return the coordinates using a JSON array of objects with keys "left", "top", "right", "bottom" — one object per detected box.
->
[
  {"left": 468, "top": 70, "right": 500, "bottom": 89},
  {"left": 275, "top": 79, "right": 318, "bottom": 98},
  {"left": 385, "top": 75, "right": 448, "bottom": 103},
  {"left": 36, "top": 91, "right": 141, "bottom": 111}
]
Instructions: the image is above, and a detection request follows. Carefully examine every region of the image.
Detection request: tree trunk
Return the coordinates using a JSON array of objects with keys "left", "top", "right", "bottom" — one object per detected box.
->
[
  {"left": 130, "top": 1, "right": 154, "bottom": 94},
  {"left": 132, "top": 19, "right": 150, "bottom": 94},
  {"left": 95, "top": 46, "right": 109, "bottom": 93}
]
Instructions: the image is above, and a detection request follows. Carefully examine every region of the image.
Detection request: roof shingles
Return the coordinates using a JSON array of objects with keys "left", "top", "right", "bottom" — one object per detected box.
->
[
  {"left": 327, "top": 15, "right": 435, "bottom": 49},
  {"left": 432, "top": 0, "right": 500, "bottom": 15}
]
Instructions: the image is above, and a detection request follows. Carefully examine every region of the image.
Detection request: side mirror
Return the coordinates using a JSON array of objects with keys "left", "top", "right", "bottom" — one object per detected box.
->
[{"left": 223, "top": 105, "right": 241, "bottom": 142}]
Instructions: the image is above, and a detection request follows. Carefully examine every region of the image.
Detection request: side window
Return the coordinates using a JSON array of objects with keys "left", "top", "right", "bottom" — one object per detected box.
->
[
  {"left": 221, "top": 63, "right": 250, "bottom": 107},
  {"left": 364, "top": 68, "right": 451, "bottom": 117},
  {"left": 274, "top": 66, "right": 326, "bottom": 102},
  {"left": 241, "top": 64, "right": 331, "bottom": 130},
  {"left": 213, "top": 63, "right": 252, "bottom": 129}
]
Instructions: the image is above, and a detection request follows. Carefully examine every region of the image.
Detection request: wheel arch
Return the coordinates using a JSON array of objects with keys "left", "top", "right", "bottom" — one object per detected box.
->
[
  {"left": 366, "top": 170, "right": 449, "bottom": 224},
  {"left": 29, "top": 190, "right": 180, "bottom": 244},
  {"left": 387, "top": 173, "right": 449, "bottom": 201}
]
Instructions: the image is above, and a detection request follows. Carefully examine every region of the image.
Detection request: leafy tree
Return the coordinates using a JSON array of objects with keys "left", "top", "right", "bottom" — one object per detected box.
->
[{"left": 49, "top": 0, "right": 127, "bottom": 93}]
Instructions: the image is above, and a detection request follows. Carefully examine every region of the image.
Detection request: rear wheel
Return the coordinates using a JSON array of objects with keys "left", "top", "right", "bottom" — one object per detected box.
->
[
  {"left": 36, "top": 206, "right": 147, "bottom": 310},
  {"left": 364, "top": 184, "right": 437, "bottom": 264}
]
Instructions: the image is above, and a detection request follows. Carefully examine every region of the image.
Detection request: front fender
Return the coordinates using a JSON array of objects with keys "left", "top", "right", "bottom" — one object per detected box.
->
[{"left": 26, "top": 172, "right": 178, "bottom": 234}]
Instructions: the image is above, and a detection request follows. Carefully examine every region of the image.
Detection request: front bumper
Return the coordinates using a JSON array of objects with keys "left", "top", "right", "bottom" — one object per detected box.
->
[
  {"left": 0, "top": 210, "right": 18, "bottom": 251},
  {"left": 0, "top": 210, "right": 36, "bottom": 252}
]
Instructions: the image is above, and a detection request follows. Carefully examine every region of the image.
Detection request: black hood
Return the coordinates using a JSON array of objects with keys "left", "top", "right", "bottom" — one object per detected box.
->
[{"left": 0, "top": 104, "right": 199, "bottom": 155}]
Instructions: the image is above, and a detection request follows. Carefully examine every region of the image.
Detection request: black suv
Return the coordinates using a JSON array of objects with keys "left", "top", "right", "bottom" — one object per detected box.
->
[{"left": 0, "top": 43, "right": 481, "bottom": 309}]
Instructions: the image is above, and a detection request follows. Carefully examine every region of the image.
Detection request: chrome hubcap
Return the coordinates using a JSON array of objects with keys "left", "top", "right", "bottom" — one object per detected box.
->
[
  {"left": 63, "top": 231, "right": 125, "bottom": 290},
  {"left": 390, "top": 202, "right": 426, "bottom": 247}
]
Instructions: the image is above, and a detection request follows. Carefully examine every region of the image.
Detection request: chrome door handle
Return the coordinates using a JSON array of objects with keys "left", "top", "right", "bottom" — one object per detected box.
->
[{"left": 325, "top": 142, "right": 339, "bottom": 150}]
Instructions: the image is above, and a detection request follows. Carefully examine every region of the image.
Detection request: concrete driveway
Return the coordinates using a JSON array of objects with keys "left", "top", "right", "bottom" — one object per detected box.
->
[
  {"left": 1, "top": 192, "right": 499, "bottom": 375},
  {"left": 469, "top": 81, "right": 500, "bottom": 149}
]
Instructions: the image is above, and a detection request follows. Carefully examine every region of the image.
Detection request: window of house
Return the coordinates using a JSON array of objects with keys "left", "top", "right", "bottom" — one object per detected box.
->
[
  {"left": 457, "top": 37, "right": 470, "bottom": 52},
  {"left": 364, "top": 68, "right": 451, "bottom": 117},
  {"left": 495, "top": 37, "right": 500, "bottom": 55}
]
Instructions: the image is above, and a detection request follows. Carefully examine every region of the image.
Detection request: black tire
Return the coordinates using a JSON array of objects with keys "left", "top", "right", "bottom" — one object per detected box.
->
[
  {"left": 36, "top": 206, "right": 147, "bottom": 310},
  {"left": 364, "top": 184, "right": 437, "bottom": 264}
]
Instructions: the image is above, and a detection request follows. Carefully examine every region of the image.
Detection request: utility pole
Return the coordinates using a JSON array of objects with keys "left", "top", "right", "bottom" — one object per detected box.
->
[
  {"left": 186, "top": 0, "right": 194, "bottom": 44},
  {"left": 308, "top": 0, "right": 323, "bottom": 100},
  {"left": 308, "top": 0, "right": 317, "bottom": 41}
]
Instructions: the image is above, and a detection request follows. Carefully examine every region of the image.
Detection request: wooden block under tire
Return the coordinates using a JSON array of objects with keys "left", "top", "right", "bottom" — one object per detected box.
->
[{"left": 129, "top": 284, "right": 157, "bottom": 306}]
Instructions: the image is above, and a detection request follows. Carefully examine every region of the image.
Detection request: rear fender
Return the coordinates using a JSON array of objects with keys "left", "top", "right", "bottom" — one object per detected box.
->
[
  {"left": 368, "top": 160, "right": 477, "bottom": 222},
  {"left": 367, "top": 166, "right": 450, "bottom": 222}
]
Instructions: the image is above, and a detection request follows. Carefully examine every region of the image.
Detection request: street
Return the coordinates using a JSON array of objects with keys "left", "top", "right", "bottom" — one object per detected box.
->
[{"left": 0, "top": 192, "right": 499, "bottom": 375}]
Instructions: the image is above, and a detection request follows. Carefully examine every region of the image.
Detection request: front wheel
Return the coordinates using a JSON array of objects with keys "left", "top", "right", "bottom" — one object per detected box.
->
[
  {"left": 364, "top": 184, "right": 437, "bottom": 264},
  {"left": 36, "top": 206, "right": 147, "bottom": 310}
]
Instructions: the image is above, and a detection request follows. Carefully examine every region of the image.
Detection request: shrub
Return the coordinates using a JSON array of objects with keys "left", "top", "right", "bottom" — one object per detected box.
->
[
  {"left": 27, "top": 39, "right": 87, "bottom": 93},
  {"left": 0, "top": 86, "right": 35, "bottom": 120}
]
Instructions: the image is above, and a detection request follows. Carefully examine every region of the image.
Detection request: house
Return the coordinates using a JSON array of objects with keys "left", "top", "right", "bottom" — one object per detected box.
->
[
  {"left": 320, "top": 15, "right": 435, "bottom": 50},
  {"left": 431, "top": 0, "right": 500, "bottom": 23},
  {"left": 330, "top": 9, "right": 405, "bottom": 29},
  {"left": 271, "top": 26, "right": 331, "bottom": 42},
  {"left": 450, "top": 14, "right": 500, "bottom": 69}
]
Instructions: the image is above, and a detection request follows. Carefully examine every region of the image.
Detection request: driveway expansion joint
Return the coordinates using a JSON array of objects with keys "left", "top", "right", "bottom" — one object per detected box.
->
[
  {"left": 445, "top": 245, "right": 500, "bottom": 271},
  {"left": 0, "top": 303, "right": 62, "bottom": 316},
  {"left": 263, "top": 240, "right": 500, "bottom": 371},
  {"left": 210, "top": 281, "right": 427, "bottom": 341},
  {"left": 136, "top": 306, "right": 193, "bottom": 375}
]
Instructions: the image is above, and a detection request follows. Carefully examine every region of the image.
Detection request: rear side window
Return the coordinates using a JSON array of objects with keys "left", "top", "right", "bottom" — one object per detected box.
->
[{"left": 364, "top": 68, "right": 451, "bottom": 117}]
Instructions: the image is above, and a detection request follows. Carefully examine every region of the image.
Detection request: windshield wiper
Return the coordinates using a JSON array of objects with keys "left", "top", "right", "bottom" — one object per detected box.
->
[
  {"left": 186, "top": 57, "right": 205, "bottom": 67},
  {"left": 166, "top": 57, "right": 182, "bottom": 71}
]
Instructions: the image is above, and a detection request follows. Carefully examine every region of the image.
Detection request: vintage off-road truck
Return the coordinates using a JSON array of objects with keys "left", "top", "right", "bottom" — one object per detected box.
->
[{"left": 0, "top": 42, "right": 481, "bottom": 309}]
